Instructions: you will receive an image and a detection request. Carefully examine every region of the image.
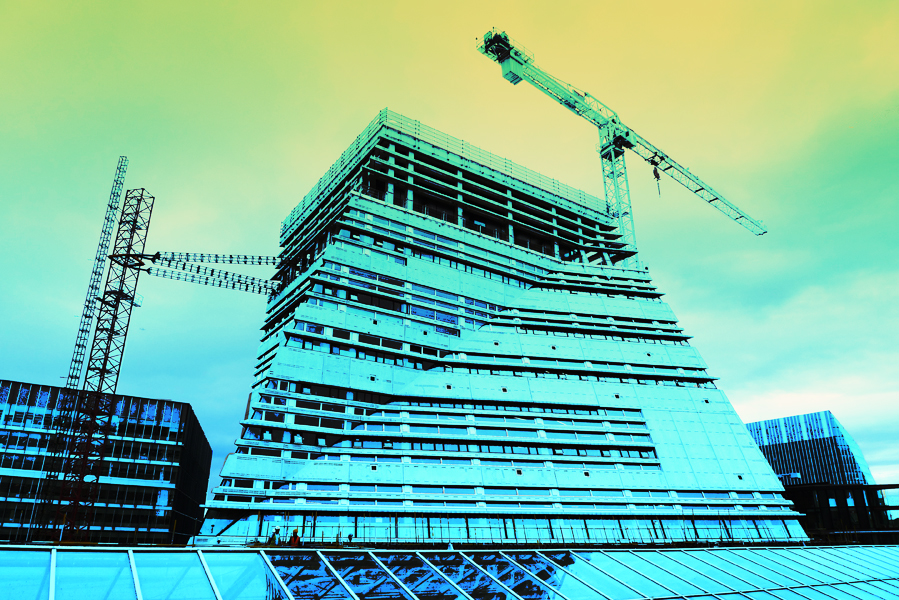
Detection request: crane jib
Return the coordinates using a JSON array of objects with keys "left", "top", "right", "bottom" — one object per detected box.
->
[{"left": 477, "top": 28, "right": 768, "bottom": 240}]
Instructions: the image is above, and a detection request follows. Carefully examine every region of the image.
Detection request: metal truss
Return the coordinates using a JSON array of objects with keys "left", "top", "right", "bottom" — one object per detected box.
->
[
  {"left": 477, "top": 29, "right": 767, "bottom": 269},
  {"left": 65, "top": 157, "right": 128, "bottom": 391},
  {"left": 150, "top": 252, "right": 278, "bottom": 266},
  {"left": 37, "top": 159, "right": 128, "bottom": 541},
  {"left": 145, "top": 262, "right": 279, "bottom": 296},
  {"left": 52, "top": 188, "right": 155, "bottom": 541}
]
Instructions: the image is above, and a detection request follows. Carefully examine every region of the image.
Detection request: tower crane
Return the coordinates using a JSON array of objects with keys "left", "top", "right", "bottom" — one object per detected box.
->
[
  {"left": 477, "top": 30, "right": 766, "bottom": 267},
  {"left": 38, "top": 159, "right": 280, "bottom": 541}
]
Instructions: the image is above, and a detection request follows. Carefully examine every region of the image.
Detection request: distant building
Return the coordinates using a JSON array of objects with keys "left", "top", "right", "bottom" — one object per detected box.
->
[
  {"left": 746, "top": 410, "right": 875, "bottom": 486},
  {"left": 0, "top": 379, "right": 211, "bottom": 544},
  {"left": 197, "top": 109, "right": 804, "bottom": 547},
  {"left": 747, "top": 411, "right": 898, "bottom": 542},
  {"left": 784, "top": 482, "right": 899, "bottom": 544}
]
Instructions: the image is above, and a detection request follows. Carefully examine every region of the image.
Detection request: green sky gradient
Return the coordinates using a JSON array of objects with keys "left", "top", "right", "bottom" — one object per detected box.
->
[{"left": 2, "top": 1, "right": 897, "bottom": 487}]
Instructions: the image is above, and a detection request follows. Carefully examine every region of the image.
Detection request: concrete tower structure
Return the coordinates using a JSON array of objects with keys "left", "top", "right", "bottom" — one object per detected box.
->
[{"left": 197, "top": 110, "right": 805, "bottom": 546}]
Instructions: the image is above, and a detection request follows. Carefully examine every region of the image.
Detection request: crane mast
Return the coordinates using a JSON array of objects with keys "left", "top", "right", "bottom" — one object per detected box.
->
[
  {"left": 37, "top": 165, "right": 280, "bottom": 541},
  {"left": 477, "top": 30, "right": 766, "bottom": 268}
]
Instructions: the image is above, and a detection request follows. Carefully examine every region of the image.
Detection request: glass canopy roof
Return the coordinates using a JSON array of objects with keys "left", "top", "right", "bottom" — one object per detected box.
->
[{"left": 2, "top": 545, "right": 898, "bottom": 600}]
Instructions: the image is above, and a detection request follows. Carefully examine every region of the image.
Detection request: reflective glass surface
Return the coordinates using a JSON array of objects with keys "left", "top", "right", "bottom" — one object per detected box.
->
[
  {"left": 202, "top": 552, "right": 286, "bottom": 600},
  {"left": 715, "top": 550, "right": 802, "bottom": 588},
  {"left": 816, "top": 547, "right": 894, "bottom": 579},
  {"left": 794, "top": 588, "right": 846, "bottom": 600},
  {"left": 542, "top": 551, "right": 639, "bottom": 599},
  {"left": 768, "top": 548, "right": 843, "bottom": 584},
  {"left": 801, "top": 548, "right": 868, "bottom": 580},
  {"left": 468, "top": 552, "right": 562, "bottom": 600},
  {"left": 765, "top": 590, "right": 809, "bottom": 600},
  {"left": 427, "top": 552, "right": 518, "bottom": 600},
  {"left": 505, "top": 552, "right": 604, "bottom": 599},
  {"left": 576, "top": 551, "right": 672, "bottom": 597},
  {"left": 133, "top": 552, "right": 216, "bottom": 600},
  {"left": 323, "top": 552, "right": 415, "bottom": 600},
  {"left": 609, "top": 551, "right": 704, "bottom": 595},
  {"left": 267, "top": 552, "right": 352, "bottom": 600},
  {"left": 853, "top": 547, "right": 899, "bottom": 573},
  {"left": 681, "top": 550, "right": 776, "bottom": 588},
  {"left": 735, "top": 549, "right": 822, "bottom": 585},
  {"left": 55, "top": 551, "right": 135, "bottom": 600},
  {"left": 742, "top": 593, "right": 779, "bottom": 600},
  {"left": 643, "top": 550, "right": 733, "bottom": 594},
  {"left": 832, "top": 583, "right": 884, "bottom": 600},
  {"left": 379, "top": 553, "right": 464, "bottom": 600},
  {"left": 2, "top": 545, "right": 899, "bottom": 600},
  {"left": 0, "top": 550, "right": 50, "bottom": 600}
]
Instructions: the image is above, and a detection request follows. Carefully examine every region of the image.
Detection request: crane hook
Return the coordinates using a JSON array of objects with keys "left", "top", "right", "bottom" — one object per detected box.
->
[{"left": 653, "top": 166, "right": 661, "bottom": 196}]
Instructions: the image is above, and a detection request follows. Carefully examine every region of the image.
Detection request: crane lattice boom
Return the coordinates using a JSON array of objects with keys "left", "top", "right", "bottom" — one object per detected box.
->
[
  {"left": 152, "top": 252, "right": 278, "bottom": 266},
  {"left": 477, "top": 29, "right": 767, "bottom": 249}
]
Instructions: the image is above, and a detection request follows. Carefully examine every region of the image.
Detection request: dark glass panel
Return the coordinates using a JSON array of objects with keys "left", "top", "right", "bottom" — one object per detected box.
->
[
  {"left": 323, "top": 553, "right": 414, "bottom": 600},
  {"left": 380, "top": 553, "right": 463, "bottom": 600},
  {"left": 468, "top": 552, "right": 562, "bottom": 600},
  {"left": 505, "top": 552, "right": 603, "bottom": 599},
  {"left": 426, "top": 553, "right": 516, "bottom": 600},
  {"left": 267, "top": 552, "right": 352, "bottom": 600}
]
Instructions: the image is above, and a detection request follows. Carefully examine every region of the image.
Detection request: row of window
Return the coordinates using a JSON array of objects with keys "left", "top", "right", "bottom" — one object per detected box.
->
[
  {"left": 284, "top": 339, "right": 713, "bottom": 388},
  {"left": 328, "top": 259, "right": 667, "bottom": 347},
  {"left": 241, "top": 422, "right": 654, "bottom": 458},
  {"left": 0, "top": 457, "right": 174, "bottom": 483},
  {"left": 289, "top": 316, "right": 703, "bottom": 387},
  {"left": 260, "top": 378, "right": 641, "bottom": 418},
  {"left": 439, "top": 365, "right": 716, "bottom": 388},
  {"left": 281, "top": 416, "right": 647, "bottom": 441},
  {"left": 0, "top": 432, "right": 178, "bottom": 463},
  {"left": 214, "top": 495, "right": 787, "bottom": 514},
  {"left": 335, "top": 227, "right": 530, "bottom": 289},
  {"left": 235, "top": 445, "right": 661, "bottom": 471},
  {"left": 328, "top": 262, "right": 503, "bottom": 316},
  {"left": 341, "top": 214, "right": 658, "bottom": 308},
  {"left": 347, "top": 207, "right": 566, "bottom": 278},
  {"left": 310, "top": 280, "right": 462, "bottom": 334},
  {"left": 286, "top": 335, "right": 431, "bottom": 369}
]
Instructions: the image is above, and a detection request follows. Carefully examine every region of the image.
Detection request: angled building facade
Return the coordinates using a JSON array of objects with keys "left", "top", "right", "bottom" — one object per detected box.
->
[
  {"left": 198, "top": 109, "right": 805, "bottom": 546},
  {"left": 746, "top": 410, "right": 876, "bottom": 487}
]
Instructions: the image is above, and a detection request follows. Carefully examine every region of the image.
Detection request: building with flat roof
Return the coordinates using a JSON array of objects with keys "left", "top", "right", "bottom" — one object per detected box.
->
[
  {"left": 747, "top": 411, "right": 899, "bottom": 544},
  {"left": 198, "top": 109, "right": 805, "bottom": 547},
  {"left": 0, "top": 379, "right": 212, "bottom": 544},
  {"left": 746, "top": 410, "right": 875, "bottom": 487}
]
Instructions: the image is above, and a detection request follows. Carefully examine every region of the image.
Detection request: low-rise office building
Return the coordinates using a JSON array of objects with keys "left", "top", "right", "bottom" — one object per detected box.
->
[{"left": 0, "top": 379, "right": 211, "bottom": 544}]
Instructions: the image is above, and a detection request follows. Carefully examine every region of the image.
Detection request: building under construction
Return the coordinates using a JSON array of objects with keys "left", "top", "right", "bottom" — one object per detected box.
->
[
  {"left": 0, "top": 379, "right": 211, "bottom": 544},
  {"left": 196, "top": 109, "right": 803, "bottom": 546}
]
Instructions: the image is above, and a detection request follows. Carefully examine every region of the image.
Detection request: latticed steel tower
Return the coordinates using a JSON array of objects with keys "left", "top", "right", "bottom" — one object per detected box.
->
[
  {"left": 43, "top": 188, "right": 155, "bottom": 540},
  {"left": 197, "top": 110, "right": 805, "bottom": 547}
]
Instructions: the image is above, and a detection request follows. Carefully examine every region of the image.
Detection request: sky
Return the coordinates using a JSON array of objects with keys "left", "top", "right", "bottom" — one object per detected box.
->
[{"left": 1, "top": 1, "right": 897, "bottom": 490}]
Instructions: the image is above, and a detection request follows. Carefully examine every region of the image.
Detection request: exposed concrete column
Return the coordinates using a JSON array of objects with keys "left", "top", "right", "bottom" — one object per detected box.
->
[
  {"left": 406, "top": 153, "right": 414, "bottom": 211},
  {"left": 552, "top": 208, "right": 561, "bottom": 259},
  {"left": 386, "top": 144, "right": 396, "bottom": 203},
  {"left": 457, "top": 170, "right": 464, "bottom": 226},
  {"left": 507, "top": 192, "right": 515, "bottom": 244},
  {"left": 577, "top": 217, "right": 586, "bottom": 263}
]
